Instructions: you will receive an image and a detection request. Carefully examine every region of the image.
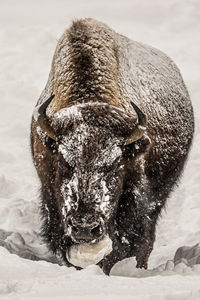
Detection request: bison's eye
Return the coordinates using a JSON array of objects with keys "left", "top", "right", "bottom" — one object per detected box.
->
[
  {"left": 58, "top": 160, "right": 65, "bottom": 170},
  {"left": 58, "top": 159, "right": 74, "bottom": 175}
]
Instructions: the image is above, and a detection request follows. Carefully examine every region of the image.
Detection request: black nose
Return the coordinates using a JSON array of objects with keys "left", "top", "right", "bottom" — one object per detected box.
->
[{"left": 69, "top": 219, "right": 103, "bottom": 243}]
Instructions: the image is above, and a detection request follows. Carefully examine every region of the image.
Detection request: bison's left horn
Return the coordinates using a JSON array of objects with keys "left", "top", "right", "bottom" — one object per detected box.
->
[
  {"left": 126, "top": 102, "right": 147, "bottom": 145},
  {"left": 33, "top": 95, "right": 56, "bottom": 140}
]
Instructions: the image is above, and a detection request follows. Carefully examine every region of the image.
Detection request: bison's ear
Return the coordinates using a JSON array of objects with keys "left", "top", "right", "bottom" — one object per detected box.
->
[{"left": 123, "top": 134, "right": 151, "bottom": 158}]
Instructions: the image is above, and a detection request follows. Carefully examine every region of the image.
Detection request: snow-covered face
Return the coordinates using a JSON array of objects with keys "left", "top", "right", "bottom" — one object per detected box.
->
[{"left": 55, "top": 121, "right": 125, "bottom": 244}]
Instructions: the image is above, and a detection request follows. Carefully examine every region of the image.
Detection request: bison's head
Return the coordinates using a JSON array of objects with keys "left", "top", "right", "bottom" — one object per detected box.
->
[{"left": 34, "top": 97, "right": 148, "bottom": 264}]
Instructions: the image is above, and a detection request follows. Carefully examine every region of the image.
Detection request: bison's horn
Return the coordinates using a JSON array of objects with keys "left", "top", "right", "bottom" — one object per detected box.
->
[
  {"left": 33, "top": 94, "right": 56, "bottom": 140},
  {"left": 126, "top": 102, "right": 147, "bottom": 145}
]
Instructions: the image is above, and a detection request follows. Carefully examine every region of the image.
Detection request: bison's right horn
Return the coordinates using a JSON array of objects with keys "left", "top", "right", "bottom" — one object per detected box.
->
[
  {"left": 126, "top": 102, "right": 147, "bottom": 145},
  {"left": 33, "top": 94, "right": 56, "bottom": 140}
]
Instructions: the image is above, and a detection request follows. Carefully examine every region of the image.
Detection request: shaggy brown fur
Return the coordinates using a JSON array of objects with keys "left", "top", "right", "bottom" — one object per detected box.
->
[
  {"left": 31, "top": 18, "right": 194, "bottom": 274},
  {"left": 50, "top": 19, "right": 119, "bottom": 113}
]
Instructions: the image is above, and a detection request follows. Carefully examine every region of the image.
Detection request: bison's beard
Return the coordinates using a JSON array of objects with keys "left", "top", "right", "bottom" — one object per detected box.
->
[{"left": 66, "top": 235, "right": 113, "bottom": 268}]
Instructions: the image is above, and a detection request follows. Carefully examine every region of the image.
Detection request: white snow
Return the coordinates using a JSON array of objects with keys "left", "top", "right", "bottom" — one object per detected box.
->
[
  {"left": 0, "top": 0, "right": 200, "bottom": 299},
  {"left": 67, "top": 235, "right": 112, "bottom": 268}
]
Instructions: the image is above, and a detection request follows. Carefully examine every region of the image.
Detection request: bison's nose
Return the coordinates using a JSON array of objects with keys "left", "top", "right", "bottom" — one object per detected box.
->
[{"left": 69, "top": 219, "right": 104, "bottom": 243}]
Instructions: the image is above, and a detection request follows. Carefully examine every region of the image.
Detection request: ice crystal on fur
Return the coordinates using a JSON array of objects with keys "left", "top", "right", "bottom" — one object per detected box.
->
[{"left": 57, "top": 111, "right": 123, "bottom": 221}]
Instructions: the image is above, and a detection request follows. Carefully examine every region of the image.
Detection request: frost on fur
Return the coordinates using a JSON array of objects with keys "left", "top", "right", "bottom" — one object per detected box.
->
[{"left": 31, "top": 18, "right": 194, "bottom": 274}]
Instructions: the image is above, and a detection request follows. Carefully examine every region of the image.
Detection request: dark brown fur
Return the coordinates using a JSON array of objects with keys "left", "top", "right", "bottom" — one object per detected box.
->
[{"left": 31, "top": 19, "right": 194, "bottom": 274}]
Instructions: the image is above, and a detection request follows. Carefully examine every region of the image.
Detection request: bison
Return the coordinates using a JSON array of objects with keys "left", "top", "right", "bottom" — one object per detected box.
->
[{"left": 31, "top": 18, "right": 194, "bottom": 274}]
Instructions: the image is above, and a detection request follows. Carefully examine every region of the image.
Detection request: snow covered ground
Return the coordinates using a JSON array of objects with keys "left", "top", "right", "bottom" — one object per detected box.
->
[{"left": 0, "top": 0, "right": 200, "bottom": 299}]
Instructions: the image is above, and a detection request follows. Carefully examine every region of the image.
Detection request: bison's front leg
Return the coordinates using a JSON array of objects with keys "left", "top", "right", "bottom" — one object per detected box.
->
[
  {"left": 99, "top": 225, "right": 155, "bottom": 274},
  {"left": 116, "top": 184, "right": 163, "bottom": 271},
  {"left": 99, "top": 235, "right": 131, "bottom": 275},
  {"left": 99, "top": 219, "right": 156, "bottom": 275},
  {"left": 133, "top": 217, "right": 156, "bottom": 269},
  {"left": 131, "top": 201, "right": 163, "bottom": 269}
]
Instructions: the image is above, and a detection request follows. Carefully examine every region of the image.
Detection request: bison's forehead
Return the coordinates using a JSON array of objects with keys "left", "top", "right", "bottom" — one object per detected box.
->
[
  {"left": 58, "top": 123, "right": 123, "bottom": 169},
  {"left": 57, "top": 122, "right": 124, "bottom": 219}
]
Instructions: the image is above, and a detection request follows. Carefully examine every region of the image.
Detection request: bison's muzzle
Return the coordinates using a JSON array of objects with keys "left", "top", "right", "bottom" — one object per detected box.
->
[{"left": 67, "top": 216, "right": 105, "bottom": 243}]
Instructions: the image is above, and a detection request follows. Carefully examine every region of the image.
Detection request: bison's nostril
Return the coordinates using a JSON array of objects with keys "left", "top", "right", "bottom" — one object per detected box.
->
[
  {"left": 69, "top": 221, "right": 104, "bottom": 243},
  {"left": 91, "top": 224, "right": 100, "bottom": 236}
]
